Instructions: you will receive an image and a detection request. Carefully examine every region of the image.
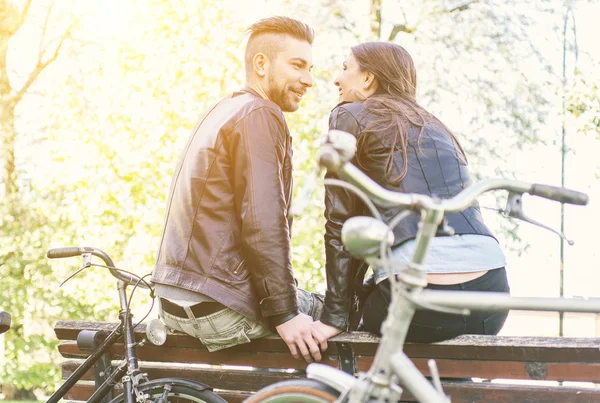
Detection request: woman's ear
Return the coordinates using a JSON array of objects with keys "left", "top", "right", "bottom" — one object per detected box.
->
[
  {"left": 253, "top": 53, "right": 269, "bottom": 77},
  {"left": 363, "top": 72, "right": 377, "bottom": 91}
]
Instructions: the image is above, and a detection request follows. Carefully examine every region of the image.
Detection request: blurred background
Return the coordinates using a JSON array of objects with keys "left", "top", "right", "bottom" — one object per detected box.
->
[{"left": 0, "top": 0, "right": 598, "bottom": 399}]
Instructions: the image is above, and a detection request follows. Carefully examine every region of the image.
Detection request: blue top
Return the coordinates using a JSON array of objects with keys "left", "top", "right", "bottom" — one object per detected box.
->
[{"left": 374, "top": 234, "right": 506, "bottom": 284}]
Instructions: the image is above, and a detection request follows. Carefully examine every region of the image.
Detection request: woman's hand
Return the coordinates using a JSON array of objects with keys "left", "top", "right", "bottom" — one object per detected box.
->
[{"left": 311, "top": 320, "right": 344, "bottom": 353}]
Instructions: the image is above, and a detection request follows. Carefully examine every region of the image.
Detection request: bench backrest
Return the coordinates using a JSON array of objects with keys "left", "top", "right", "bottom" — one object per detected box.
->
[{"left": 55, "top": 320, "right": 600, "bottom": 402}]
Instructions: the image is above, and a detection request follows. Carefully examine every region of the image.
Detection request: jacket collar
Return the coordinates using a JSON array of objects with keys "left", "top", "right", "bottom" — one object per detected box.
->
[{"left": 237, "top": 86, "right": 264, "bottom": 99}]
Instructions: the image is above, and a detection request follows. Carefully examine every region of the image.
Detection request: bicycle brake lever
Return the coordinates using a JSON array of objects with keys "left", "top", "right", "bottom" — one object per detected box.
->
[
  {"left": 504, "top": 192, "right": 574, "bottom": 245},
  {"left": 59, "top": 253, "right": 92, "bottom": 287}
]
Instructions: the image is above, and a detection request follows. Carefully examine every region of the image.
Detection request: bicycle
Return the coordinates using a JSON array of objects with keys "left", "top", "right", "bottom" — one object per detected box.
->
[
  {"left": 0, "top": 310, "right": 10, "bottom": 334},
  {"left": 246, "top": 129, "right": 598, "bottom": 403},
  {"left": 45, "top": 246, "right": 227, "bottom": 403}
]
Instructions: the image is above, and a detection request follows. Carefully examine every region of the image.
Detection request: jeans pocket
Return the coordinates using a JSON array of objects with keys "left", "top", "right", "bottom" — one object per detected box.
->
[
  {"left": 407, "top": 317, "right": 466, "bottom": 343},
  {"left": 482, "top": 312, "right": 508, "bottom": 335},
  {"left": 199, "top": 322, "right": 251, "bottom": 352},
  {"left": 406, "top": 322, "right": 445, "bottom": 343}
]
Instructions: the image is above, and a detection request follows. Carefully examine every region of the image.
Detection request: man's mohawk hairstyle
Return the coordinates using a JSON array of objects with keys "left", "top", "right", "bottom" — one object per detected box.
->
[{"left": 246, "top": 16, "right": 314, "bottom": 45}]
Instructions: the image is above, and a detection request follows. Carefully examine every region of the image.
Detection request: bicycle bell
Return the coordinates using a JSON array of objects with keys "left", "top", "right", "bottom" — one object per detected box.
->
[{"left": 341, "top": 216, "right": 394, "bottom": 260}]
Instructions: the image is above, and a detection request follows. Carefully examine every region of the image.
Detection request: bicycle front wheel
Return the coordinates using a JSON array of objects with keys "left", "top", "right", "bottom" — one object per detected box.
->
[
  {"left": 109, "top": 378, "right": 227, "bottom": 403},
  {"left": 245, "top": 379, "right": 340, "bottom": 403}
]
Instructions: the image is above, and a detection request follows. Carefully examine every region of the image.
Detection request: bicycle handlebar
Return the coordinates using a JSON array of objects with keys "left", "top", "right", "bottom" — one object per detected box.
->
[
  {"left": 47, "top": 246, "right": 149, "bottom": 289},
  {"left": 529, "top": 183, "right": 589, "bottom": 205},
  {"left": 47, "top": 246, "right": 97, "bottom": 260},
  {"left": 318, "top": 133, "right": 589, "bottom": 211}
]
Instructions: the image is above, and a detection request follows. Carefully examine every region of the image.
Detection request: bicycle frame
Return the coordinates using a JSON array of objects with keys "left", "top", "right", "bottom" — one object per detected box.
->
[
  {"left": 47, "top": 279, "right": 142, "bottom": 403},
  {"left": 0, "top": 311, "right": 10, "bottom": 334},
  {"left": 307, "top": 198, "right": 600, "bottom": 403},
  {"left": 46, "top": 247, "right": 221, "bottom": 403},
  {"left": 344, "top": 206, "right": 451, "bottom": 403},
  {"left": 304, "top": 130, "right": 594, "bottom": 403}
]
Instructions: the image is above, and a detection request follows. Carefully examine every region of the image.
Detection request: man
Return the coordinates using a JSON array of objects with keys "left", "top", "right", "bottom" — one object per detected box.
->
[{"left": 151, "top": 16, "right": 326, "bottom": 363}]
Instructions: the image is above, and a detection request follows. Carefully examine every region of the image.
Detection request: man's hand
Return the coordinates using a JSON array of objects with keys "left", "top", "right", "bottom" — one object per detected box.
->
[
  {"left": 311, "top": 320, "right": 343, "bottom": 353},
  {"left": 276, "top": 313, "right": 322, "bottom": 363}
]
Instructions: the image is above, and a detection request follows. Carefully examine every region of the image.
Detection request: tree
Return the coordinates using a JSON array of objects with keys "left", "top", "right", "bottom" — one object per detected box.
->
[
  {"left": 0, "top": 0, "right": 76, "bottom": 197},
  {"left": 4, "top": 0, "right": 597, "bottom": 393},
  {"left": 38, "top": 0, "right": 340, "bottom": 294},
  {"left": 320, "top": 0, "right": 582, "bottom": 250},
  {"left": 567, "top": 72, "right": 600, "bottom": 138},
  {"left": 330, "top": 0, "right": 560, "bottom": 162},
  {"left": 0, "top": 190, "right": 116, "bottom": 393},
  {"left": 0, "top": 0, "right": 90, "bottom": 393}
]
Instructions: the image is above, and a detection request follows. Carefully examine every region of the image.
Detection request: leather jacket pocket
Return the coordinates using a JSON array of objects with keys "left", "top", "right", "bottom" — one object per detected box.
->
[{"left": 226, "top": 251, "right": 249, "bottom": 280}]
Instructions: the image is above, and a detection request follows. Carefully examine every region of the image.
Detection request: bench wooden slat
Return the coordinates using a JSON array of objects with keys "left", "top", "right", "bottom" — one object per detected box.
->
[
  {"left": 54, "top": 320, "right": 346, "bottom": 354},
  {"left": 64, "top": 384, "right": 251, "bottom": 403},
  {"left": 215, "top": 391, "right": 251, "bottom": 403},
  {"left": 63, "top": 382, "right": 99, "bottom": 401},
  {"left": 58, "top": 341, "right": 339, "bottom": 369},
  {"left": 403, "top": 338, "right": 600, "bottom": 362},
  {"left": 54, "top": 320, "right": 600, "bottom": 362},
  {"left": 414, "top": 382, "right": 600, "bottom": 403},
  {"left": 59, "top": 340, "right": 600, "bottom": 383},
  {"left": 63, "top": 379, "right": 600, "bottom": 403},
  {"left": 357, "top": 357, "right": 600, "bottom": 382},
  {"left": 56, "top": 320, "right": 600, "bottom": 402},
  {"left": 62, "top": 360, "right": 306, "bottom": 391}
]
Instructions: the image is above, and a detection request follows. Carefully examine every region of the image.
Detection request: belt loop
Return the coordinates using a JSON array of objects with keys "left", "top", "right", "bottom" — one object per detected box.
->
[{"left": 183, "top": 305, "right": 198, "bottom": 321}]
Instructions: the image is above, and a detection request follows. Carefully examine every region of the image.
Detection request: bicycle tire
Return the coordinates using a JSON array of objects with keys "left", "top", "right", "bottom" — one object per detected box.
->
[
  {"left": 245, "top": 379, "right": 340, "bottom": 403},
  {"left": 109, "top": 377, "right": 227, "bottom": 403}
]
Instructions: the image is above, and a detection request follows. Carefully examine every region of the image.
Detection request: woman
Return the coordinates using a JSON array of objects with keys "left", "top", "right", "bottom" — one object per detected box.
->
[{"left": 312, "top": 42, "right": 509, "bottom": 343}]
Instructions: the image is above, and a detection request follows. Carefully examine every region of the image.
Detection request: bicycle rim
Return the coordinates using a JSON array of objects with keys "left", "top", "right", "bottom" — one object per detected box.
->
[
  {"left": 245, "top": 379, "right": 340, "bottom": 403},
  {"left": 109, "top": 379, "right": 227, "bottom": 403}
]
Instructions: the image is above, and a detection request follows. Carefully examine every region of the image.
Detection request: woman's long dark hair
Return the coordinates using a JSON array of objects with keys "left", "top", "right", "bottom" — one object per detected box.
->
[{"left": 351, "top": 42, "right": 467, "bottom": 184}]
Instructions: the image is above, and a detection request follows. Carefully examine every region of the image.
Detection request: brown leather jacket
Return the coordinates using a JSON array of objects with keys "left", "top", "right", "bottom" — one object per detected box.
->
[{"left": 152, "top": 88, "right": 297, "bottom": 328}]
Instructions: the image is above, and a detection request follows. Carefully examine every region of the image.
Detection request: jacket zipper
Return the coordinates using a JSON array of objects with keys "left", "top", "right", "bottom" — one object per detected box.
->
[{"left": 233, "top": 258, "right": 246, "bottom": 274}]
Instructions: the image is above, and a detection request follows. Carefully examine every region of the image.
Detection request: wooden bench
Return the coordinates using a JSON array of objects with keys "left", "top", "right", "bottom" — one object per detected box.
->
[{"left": 55, "top": 320, "right": 600, "bottom": 402}]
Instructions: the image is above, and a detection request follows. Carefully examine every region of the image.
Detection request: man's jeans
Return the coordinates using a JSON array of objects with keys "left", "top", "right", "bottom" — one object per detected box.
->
[{"left": 159, "top": 289, "right": 324, "bottom": 352}]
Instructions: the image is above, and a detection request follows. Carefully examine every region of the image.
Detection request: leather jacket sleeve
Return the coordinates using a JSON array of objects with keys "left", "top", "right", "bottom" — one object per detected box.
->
[
  {"left": 321, "top": 105, "right": 367, "bottom": 330},
  {"left": 229, "top": 106, "right": 298, "bottom": 318}
]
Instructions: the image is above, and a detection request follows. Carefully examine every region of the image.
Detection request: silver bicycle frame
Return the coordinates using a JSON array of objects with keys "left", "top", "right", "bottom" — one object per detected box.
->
[
  {"left": 345, "top": 206, "right": 450, "bottom": 403},
  {"left": 307, "top": 131, "right": 593, "bottom": 403}
]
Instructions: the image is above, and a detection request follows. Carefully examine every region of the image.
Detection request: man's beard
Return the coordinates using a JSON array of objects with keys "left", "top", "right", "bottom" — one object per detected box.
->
[{"left": 267, "top": 76, "right": 298, "bottom": 112}]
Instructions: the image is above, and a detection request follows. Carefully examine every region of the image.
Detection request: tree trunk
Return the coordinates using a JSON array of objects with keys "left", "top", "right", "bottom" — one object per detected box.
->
[
  {"left": 370, "top": 0, "right": 382, "bottom": 39},
  {"left": 0, "top": 3, "right": 19, "bottom": 196},
  {"left": 0, "top": 105, "right": 17, "bottom": 196}
]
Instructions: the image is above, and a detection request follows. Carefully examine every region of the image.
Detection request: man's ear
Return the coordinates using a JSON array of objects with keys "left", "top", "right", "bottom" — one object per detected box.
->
[
  {"left": 363, "top": 71, "right": 377, "bottom": 91},
  {"left": 253, "top": 53, "right": 269, "bottom": 77}
]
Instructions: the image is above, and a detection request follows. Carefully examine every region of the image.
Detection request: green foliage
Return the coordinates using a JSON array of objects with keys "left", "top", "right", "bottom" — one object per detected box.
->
[
  {"left": 567, "top": 71, "right": 600, "bottom": 137},
  {"left": 38, "top": 0, "right": 336, "bottom": 293},
  {"left": 0, "top": 189, "right": 114, "bottom": 389},
  {"left": 1, "top": 0, "right": 599, "bottom": 393}
]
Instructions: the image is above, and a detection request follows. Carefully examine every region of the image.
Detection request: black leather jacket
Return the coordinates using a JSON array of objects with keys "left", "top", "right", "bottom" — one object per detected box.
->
[
  {"left": 322, "top": 101, "right": 495, "bottom": 330},
  {"left": 152, "top": 88, "right": 297, "bottom": 328}
]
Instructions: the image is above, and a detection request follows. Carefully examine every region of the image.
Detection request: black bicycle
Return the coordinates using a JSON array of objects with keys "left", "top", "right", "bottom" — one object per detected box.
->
[
  {"left": 0, "top": 310, "right": 10, "bottom": 335},
  {"left": 46, "top": 246, "right": 226, "bottom": 403}
]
